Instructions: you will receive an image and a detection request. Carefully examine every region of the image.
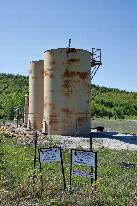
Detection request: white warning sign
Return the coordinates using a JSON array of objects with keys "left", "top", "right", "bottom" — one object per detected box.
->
[
  {"left": 72, "top": 149, "right": 95, "bottom": 167},
  {"left": 71, "top": 170, "right": 95, "bottom": 179},
  {"left": 39, "top": 147, "right": 61, "bottom": 162}
]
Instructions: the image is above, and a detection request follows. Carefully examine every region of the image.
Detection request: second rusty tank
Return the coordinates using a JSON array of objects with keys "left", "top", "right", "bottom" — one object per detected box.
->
[
  {"left": 43, "top": 48, "right": 91, "bottom": 135},
  {"left": 28, "top": 60, "right": 44, "bottom": 131}
]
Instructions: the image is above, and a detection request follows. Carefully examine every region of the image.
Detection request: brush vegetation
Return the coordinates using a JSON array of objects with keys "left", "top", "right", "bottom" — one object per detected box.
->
[
  {"left": 0, "top": 73, "right": 29, "bottom": 120},
  {"left": 91, "top": 85, "right": 137, "bottom": 119},
  {"left": 0, "top": 133, "right": 137, "bottom": 205},
  {"left": 0, "top": 73, "right": 137, "bottom": 120}
]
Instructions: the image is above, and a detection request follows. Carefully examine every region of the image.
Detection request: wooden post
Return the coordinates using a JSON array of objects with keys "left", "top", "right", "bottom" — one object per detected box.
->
[
  {"left": 90, "top": 134, "right": 92, "bottom": 151},
  {"left": 109, "top": 113, "right": 110, "bottom": 120},
  {"left": 23, "top": 114, "right": 24, "bottom": 123},
  {"left": 17, "top": 115, "right": 18, "bottom": 128},
  {"left": 40, "top": 162, "right": 43, "bottom": 191},
  {"left": 70, "top": 149, "right": 72, "bottom": 192},
  {"left": 60, "top": 147, "right": 66, "bottom": 190}
]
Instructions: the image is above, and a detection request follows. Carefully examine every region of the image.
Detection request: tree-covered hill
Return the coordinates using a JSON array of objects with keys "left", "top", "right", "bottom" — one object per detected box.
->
[
  {"left": 0, "top": 73, "right": 137, "bottom": 120},
  {"left": 0, "top": 73, "right": 29, "bottom": 119},
  {"left": 91, "top": 84, "right": 137, "bottom": 118}
]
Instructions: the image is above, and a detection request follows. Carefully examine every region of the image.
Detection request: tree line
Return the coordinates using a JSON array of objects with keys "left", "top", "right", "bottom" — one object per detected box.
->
[
  {"left": 91, "top": 84, "right": 137, "bottom": 118},
  {"left": 0, "top": 73, "right": 137, "bottom": 120},
  {"left": 0, "top": 73, "right": 29, "bottom": 120}
]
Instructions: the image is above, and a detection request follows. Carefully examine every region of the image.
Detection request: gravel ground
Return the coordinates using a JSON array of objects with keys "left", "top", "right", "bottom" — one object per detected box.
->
[
  {"left": 39, "top": 130, "right": 137, "bottom": 150},
  {"left": 1, "top": 123, "right": 137, "bottom": 150}
]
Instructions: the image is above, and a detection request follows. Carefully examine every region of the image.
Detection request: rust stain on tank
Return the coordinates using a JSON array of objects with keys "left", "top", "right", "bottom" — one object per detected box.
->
[
  {"left": 49, "top": 102, "right": 55, "bottom": 110},
  {"left": 61, "top": 119, "right": 72, "bottom": 124},
  {"left": 64, "top": 93, "right": 69, "bottom": 96},
  {"left": 62, "top": 70, "right": 78, "bottom": 78},
  {"left": 49, "top": 61, "right": 56, "bottom": 65},
  {"left": 66, "top": 48, "right": 77, "bottom": 54},
  {"left": 67, "top": 58, "right": 80, "bottom": 65},
  {"left": 78, "top": 72, "right": 89, "bottom": 80},
  {"left": 62, "top": 107, "right": 69, "bottom": 113},
  {"left": 62, "top": 61, "right": 65, "bottom": 66},
  {"left": 44, "top": 97, "right": 48, "bottom": 109},
  {"left": 32, "top": 77, "right": 37, "bottom": 79},
  {"left": 62, "top": 69, "right": 89, "bottom": 80},
  {"left": 49, "top": 51, "right": 54, "bottom": 56},
  {"left": 49, "top": 90, "right": 54, "bottom": 93},
  {"left": 62, "top": 107, "right": 75, "bottom": 114},
  {"left": 33, "top": 118, "right": 37, "bottom": 130},
  {"left": 88, "top": 84, "right": 91, "bottom": 89},
  {"left": 87, "top": 100, "right": 89, "bottom": 104},
  {"left": 44, "top": 69, "right": 54, "bottom": 78},
  {"left": 44, "top": 97, "right": 55, "bottom": 110},
  {"left": 29, "top": 69, "right": 32, "bottom": 74},
  {"left": 62, "top": 80, "right": 72, "bottom": 89},
  {"left": 73, "top": 79, "right": 80, "bottom": 84},
  {"left": 49, "top": 115, "right": 58, "bottom": 125},
  {"left": 53, "top": 127, "right": 58, "bottom": 132},
  {"left": 41, "top": 70, "right": 44, "bottom": 78},
  {"left": 78, "top": 116, "right": 87, "bottom": 122}
]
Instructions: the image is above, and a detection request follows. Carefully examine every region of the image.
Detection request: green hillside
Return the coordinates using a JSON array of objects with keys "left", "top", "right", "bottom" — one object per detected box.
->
[
  {"left": 0, "top": 73, "right": 137, "bottom": 120},
  {"left": 0, "top": 73, "right": 29, "bottom": 119},
  {"left": 91, "top": 84, "right": 137, "bottom": 118}
]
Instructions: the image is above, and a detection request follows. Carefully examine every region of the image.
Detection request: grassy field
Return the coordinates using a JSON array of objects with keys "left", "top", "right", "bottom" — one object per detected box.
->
[
  {"left": 0, "top": 133, "right": 137, "bottom": 205},
  {"left": 91, "top": 119, "right": 137, "bottom": 135}
]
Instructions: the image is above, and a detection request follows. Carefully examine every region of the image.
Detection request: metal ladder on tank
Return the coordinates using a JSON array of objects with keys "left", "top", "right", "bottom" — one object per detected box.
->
[{"left": 91, "top": 48, "right": 102, "bottom": 80}]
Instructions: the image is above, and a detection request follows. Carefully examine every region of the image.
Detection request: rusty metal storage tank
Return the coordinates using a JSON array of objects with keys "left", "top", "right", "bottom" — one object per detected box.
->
[
  {"left": 28, "top": 60, "right": 44, "bottom": 131},
  {"left": 43, "top": 48, "right": 91, "bottom": 135},
  {"left": 24, "top": 94, "right": 29, "bottom": 127}
]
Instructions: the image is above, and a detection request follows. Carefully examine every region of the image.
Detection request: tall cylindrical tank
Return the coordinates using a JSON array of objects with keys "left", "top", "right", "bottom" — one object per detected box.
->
[
  {"left": 43, "top": 48, "right": 91, "bottom": 135},
  {"left": 28, "top": 60, "right": 44, "bottom": 131},
  {"left": 24, "top": 94, "right": 29, "bottom": 127}
]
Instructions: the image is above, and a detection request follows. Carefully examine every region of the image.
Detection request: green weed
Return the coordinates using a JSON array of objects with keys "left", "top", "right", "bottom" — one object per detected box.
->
[{"left": 0, "top": 134, "right": 136, "bottom": 205}]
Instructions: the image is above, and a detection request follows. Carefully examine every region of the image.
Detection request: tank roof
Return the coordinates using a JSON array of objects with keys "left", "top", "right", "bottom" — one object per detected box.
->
[
  {"left": 30, "top": 60, "right": 44, "bottom": 63},
  {"left": 44, "top": 48, "right": 91, "bottom": 54}
]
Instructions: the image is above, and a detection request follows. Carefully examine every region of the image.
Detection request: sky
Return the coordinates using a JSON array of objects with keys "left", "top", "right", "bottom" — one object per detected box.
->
[{"left": 0, "top": 0, "right": 137, "bottom": 92}]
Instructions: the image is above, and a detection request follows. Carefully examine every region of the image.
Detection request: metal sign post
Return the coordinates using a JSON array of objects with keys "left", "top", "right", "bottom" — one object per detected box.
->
[
  {"left": 33, "top": 131, "right": 37, "bottom": 184},
  {"left": 70, "top": 149, "right": 97, "bottom": 191},
  {"left": 38, "top": 147, "right": 66, "bottom": 190},
  {"left": 90, "top": 134, "right": 93, "bottom": 184}
]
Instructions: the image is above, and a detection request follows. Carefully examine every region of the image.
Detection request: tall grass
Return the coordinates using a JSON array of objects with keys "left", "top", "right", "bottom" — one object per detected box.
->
[
  {"left": 0, "top": 134, "right": 136, "bottom": 205},
  {"left": 91, "top": 119, "right": 137, "bottom": 134}
]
